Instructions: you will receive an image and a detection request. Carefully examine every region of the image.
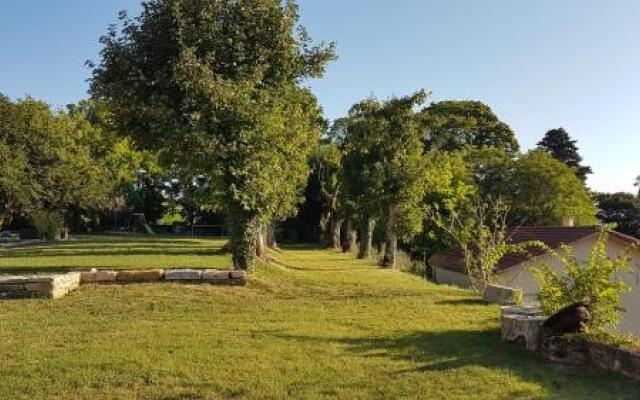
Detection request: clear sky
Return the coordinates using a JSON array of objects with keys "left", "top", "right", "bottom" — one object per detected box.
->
[{"left": 1, "top": 0, "right": 639, "bottom": 193}]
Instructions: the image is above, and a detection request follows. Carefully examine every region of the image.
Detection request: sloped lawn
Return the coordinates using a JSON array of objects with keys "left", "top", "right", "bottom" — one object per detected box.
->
[
  {"left": 0, "top": 235, "right": 231, "bottom": 274},
  {"left": 0, "top": 237, "right": 638, "bottom": 399}
]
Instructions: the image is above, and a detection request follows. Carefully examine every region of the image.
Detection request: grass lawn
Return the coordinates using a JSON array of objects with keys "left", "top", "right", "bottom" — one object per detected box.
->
[
  {"left": 1, "top": 236, "right": 639, "bottom": 399},
  {"left": 0, "top": 235, "right": 231, "bottom": 274}
]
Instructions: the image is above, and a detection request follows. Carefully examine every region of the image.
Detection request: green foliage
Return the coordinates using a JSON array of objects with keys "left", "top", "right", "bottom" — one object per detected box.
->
[
  {"left": 432, "top": 197, "right": 544, "bottom": 292},
  {"left": 533, "top": 230, "right": 633, "bottom": 330},
  {"left": 421, "top": 100, "right": 520, "bottom": 155},
  {"left": 30, "top": 211, "right": 65, "bottom": 240},
  {"left": 537, "top": 127, "right": 592, "bottom": 181},
  {"left": 0, "top": 96, "right": 112, "bottom": 226},
  {"left": 90, "top": 0, "right": 335, "bottom": 270},
  {"left": 509, "top": 150, "right": 597, "bottom": 225},
  {"left": 596, "top": 192, "right": 640, "bottom": 238}
]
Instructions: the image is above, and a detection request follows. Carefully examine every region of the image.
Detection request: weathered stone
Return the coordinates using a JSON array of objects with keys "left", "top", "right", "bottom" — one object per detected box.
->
[
  {"left": 229, "top": 270, "right": 247, "bottom": 280},
  {"left": 165, "top": 269, "right": 202, "bottom": 281},
  {"left": 588, "top": 341, "right": 640, "bottom": 380},
  {"left": 117, "top": 269, "right": 164, "bottom": 283},
  {"left": 95, "top": 270, "right": 118, "bottom": 282},
  {"left": 201, "top": 270, "right": 230, "bottom": 282},
  {"left": 80, "top": 269, "right": 98, "bottom": 283},
  {"left": 483, "top": 284, "right": 522, "bottom": 305},
  {"left": 500, "top": 306, "right": 547, "bottom": 351},
  {"left": 542, "top": 335, "right": 589, "bottom": 365}
]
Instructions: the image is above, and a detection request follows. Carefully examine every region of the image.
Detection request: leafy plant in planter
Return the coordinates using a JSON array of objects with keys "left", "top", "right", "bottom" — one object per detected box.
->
[{"left": 533, "top": 230, "right": 633, "bottom": 331}]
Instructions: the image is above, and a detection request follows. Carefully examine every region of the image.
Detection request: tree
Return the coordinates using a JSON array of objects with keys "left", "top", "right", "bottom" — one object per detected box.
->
[
  {"left": 596, "top": 192, "right": 640, "bottom": 238},
  {"left": 537, "top": 127, "right": 592, "bottom": 181},
  {"left": 0, "top": 96, "right": 111, "bottom": 229},
  {"left": 310, "top": 140, "right": 343, "bottom": 249},
  {"left": 341, "top": 91, "right": 428, "bottom": 267},
  {"left": 508, "top": 150, "right": 597, "bottom": 226},
  {"left": 432, "top": 197, "right": 542, "bottom": 293},
  {"left": 420, "top": 100, "right": 520, "bottom": 155},
  {"left": 90, "top": 0, "right": 335, "bottom": 270}
]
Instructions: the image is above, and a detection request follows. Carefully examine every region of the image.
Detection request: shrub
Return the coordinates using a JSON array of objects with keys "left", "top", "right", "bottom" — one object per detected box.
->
[
  {"left": 532, "top": 230, "right": 632, "bottom": 331},
  {"left": 30, "top": 211, "right": 65, "bottom": 240}
]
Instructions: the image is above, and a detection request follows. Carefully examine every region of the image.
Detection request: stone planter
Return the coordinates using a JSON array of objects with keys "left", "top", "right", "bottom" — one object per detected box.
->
[
  {"left": 483, "top": 284, "right": 522, "bottom": 305},
  {"left": 500, "top": 306, "right": 547, "bottom": 351}
]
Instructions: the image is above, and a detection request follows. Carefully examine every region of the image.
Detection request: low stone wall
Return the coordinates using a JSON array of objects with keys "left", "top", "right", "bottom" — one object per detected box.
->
[
  {"left": 0, "top": 268, "right": 247, "bottom": 300},
  {"left": 501, "top": 306, "right": 640, "bottom": 381},
  {"left": 0, "top": 273, "right": 80, "bottom": 299}
]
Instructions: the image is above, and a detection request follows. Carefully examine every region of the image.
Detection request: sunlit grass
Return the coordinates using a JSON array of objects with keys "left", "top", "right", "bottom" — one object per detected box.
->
[
  {"left": 0, "top": 238, "right": 638, "bottom": 399},
  {"left": 0, "top": 234, "right": 231, "bottom": 274}
]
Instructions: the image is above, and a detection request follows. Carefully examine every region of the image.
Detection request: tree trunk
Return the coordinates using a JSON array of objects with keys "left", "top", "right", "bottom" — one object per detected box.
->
[
  {"left": 227, "top": 209, "right": 259, "bottom": 271},
  {"left": 330, "top": 216, "right": 342, "bottom": 250},
  {"left": 342, "top": 219, "right": 357, "bottom": 253},
  {"left": 255, "top": 223, "right": 266, "bottom": 259},
  {"left": 357, "top": 217, "right": 375, "bottom": 259},
  {"left": 265, "top": 224, "right": 278, "bottom": 248},
  {"left": 381, "top": 206, "right": 397, "bottom": 268}
]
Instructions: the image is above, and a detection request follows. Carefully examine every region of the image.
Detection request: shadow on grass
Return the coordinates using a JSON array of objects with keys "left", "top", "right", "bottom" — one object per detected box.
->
[
  {"left": 434, "top": 298, "right": 488, "bottom": 306},
  {"left": 263, "top": 329, "right": 637, "bottom": 398},
  {"left": 0, "top": 248, "right": 228, "bottom": 259}
]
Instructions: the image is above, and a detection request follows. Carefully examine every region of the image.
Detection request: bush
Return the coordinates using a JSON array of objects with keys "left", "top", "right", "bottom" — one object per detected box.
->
[
  {"left": 30, "top": 211, "right": 65, "bottom": 240},
  {"left": 532, "top": 230, "right": 632, "bottom": 331}
]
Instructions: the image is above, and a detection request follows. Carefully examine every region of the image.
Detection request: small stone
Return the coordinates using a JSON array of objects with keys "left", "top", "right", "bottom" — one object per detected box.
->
[
  {"left": 483, "top": 284, "right": 522, "bottom": 305},
  {"left": 80, "top": 270, "right": 98, "bottom": 283},
  {"left": 95, "top": 270, "right": 119, "bottom": 282},
  {"left": 117, "top": 269, "right": 164, "bottom": 283},
  {"left": 229, "top": 270, "right": 247, "bottom": 279},
  {"left": 201, "top": 270, "right": 230, "bottom": 282},
  {"left": 165, "top": 269, "right": 202, "bottom": 281}
]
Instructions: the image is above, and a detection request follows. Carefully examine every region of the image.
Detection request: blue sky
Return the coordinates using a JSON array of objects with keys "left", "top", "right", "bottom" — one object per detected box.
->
[{"left": 1, "top": 1, "right": 639, "bottom": 193}]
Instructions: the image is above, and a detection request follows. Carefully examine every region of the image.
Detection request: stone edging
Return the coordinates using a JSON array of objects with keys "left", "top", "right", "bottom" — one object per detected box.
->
[
  {"left": 500, "top": 306, "right": 640, "bottom": 381},
  {"left": 0, "top": 268, "right": 247, "bottom": 300}
]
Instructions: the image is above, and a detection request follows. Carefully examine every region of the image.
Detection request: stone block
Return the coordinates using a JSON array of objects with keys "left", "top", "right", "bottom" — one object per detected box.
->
[
  {"left": 483, "top": 284, "right": 522, "bottom": 305},
  {"left": 165, "top": 269, "right": 202, "bottom": 281},
  {"left": 500, "top": 306, "right": 547, "bottom": 351},
  {"left": 95, "top": 270, "right": 119, "bottom": 282},
  {"left": 229, "top": 270, "right": 247, "bottom": 279},
  {"left": 80, "top": 269, "right": 98, "bottom": 284},
  {"left": 117, "top": 269, "right": 164, "bottom": 283},
  {"left": 201, "top": 269, "right": 230, "bottom": 282}
]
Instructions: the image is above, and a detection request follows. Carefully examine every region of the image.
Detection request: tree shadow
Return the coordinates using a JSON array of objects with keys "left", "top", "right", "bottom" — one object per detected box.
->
[
  {"left": 434, "top": 298, "right": 487, "bottom": 306},
  {"left": 261, "top": 329, "right": 637, "bottom": 398}
]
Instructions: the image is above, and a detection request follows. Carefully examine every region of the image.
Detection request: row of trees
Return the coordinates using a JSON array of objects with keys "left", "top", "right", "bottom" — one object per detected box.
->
[
  {"left": 309, "top": 93, "right": 599, "bottom": 268},
  {"left": 1, "top": 0, "right": 633, "bottom": 272}
]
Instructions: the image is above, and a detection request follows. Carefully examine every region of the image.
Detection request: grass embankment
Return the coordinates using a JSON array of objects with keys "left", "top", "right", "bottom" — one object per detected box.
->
[
  {"left": 0, "top": 236, "right": 638, "bottom": 399},
  {"left": 0, "top": 235, "right": 231, "bottom": 274}
]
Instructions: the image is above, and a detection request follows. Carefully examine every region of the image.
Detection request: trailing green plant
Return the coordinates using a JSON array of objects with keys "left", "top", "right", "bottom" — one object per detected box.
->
[
  {"left": 31, "top": 211, "right": 65, "bottom": 240},
  {"left": 532, "top": 230, "right": 633, "bottom": 331}
]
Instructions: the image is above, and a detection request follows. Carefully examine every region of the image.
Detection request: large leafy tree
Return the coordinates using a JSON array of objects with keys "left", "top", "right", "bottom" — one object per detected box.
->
[
  {"left": 420, "top": 100, "right": 520, "bottom": 155},
  {"left": 537, "top": 127, "right": 592, "bottom": 181},
  {"left": 0, "top": 96, "right": 111, "bottom": 229},
  {"left": 310, "top": 139, "right": 343, "bottom": 249},
  {"left": 341, "top": 91, "right": 428, "bottom": 267},
  {"left": 508, "top": 150, "right": 597, "bottom": 226},
  {"left": 90, "top": 0, "right": 335, "bottom": 269},
  {"left": 596, "top": 192, "right": 640, "bottom": 238}
]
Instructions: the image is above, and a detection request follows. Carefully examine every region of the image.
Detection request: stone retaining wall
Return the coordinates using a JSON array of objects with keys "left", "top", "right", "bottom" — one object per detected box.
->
[
  {"left": 501, "top": 306, "right": 640, "bottom": 381},
  {"left": 0, "top": 269, "right": 247, "bottom": 300}
]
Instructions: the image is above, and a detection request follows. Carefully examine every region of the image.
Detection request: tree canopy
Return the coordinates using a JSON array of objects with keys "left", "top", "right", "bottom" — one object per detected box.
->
[
  {"left": 90, "top": 0, "right": 336, "bottom": 269},
  {"left": 420, "top": 100, "right": 520, "bottom": 155},
  {"left": 537, "top": 127, "right": 592, "bottom": 181}
]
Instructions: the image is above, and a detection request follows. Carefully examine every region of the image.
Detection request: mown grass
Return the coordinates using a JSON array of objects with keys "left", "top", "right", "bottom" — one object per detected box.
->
[
  {"left": 1, "top": 237, "right": 639, "bottom": 399},
  {"left": 0, "top": 234, "right": 231, "bottom": 274}
]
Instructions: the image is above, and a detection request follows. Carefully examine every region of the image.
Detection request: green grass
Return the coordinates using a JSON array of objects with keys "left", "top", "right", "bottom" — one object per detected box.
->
[
  {"left": 0, "top": 234, "right": 231, "bottom": 274},
  {"left": 1, "top": 237, "right": 639, "bottom": 399}
]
